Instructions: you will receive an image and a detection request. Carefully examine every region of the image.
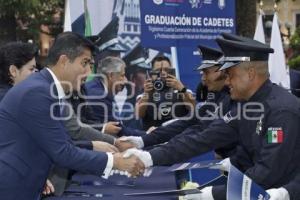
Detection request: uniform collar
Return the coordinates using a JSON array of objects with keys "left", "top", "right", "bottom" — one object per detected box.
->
[
  {"left": 207, "top": 86, "right": 229, "bottom": 102},
  {"left": 218, "top": 86, "right": 230, "bottom": 98},
  {"left": 46, "top": 68, "right": 66, "bottom": 99},
  {"left": 248, "top": 79, "right": 272, "bottom": 102}
]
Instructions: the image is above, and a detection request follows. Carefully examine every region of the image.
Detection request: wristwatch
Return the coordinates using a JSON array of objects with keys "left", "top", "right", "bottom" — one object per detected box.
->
[{"left": 179, "top": 87, "right": 187, "bottom": 93}]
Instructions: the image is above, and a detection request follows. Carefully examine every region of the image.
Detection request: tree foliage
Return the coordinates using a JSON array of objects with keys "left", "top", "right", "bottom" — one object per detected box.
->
[
  {"left": 288, "top": 28, "right": 300, "bottom": 70},
  {"left": 236, "top": 0, "right": 257, "bottom": 37},
  {"left": 0, "top": 0, "right": 64, "bottom": 44}
]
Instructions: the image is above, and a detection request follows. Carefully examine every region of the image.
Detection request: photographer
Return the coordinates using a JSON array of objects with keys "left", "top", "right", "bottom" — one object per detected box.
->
[{"left": 136, "top": 55, "right": 195, "bottom": 130}]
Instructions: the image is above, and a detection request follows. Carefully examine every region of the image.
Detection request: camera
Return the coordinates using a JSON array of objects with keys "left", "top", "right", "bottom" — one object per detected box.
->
[
  {"left": 151, "top": 71, "right": 165, "bottom": 91},
  {"left": 150, "top": 68, "right": 175, "bottom": 92}
]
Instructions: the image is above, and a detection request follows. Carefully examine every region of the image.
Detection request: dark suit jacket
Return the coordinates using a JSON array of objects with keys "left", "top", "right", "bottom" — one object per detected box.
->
[
  {"left": 0, "top": 68, "right": 109, "bottom": 199},
  {"left": 63, "top": 100, "right": 115, "bottom": 144},
  {"left": 0, "top": 83, "right": 11, "bottom": 102},
  {"left": 84, "top": 78, "right": 145, "bottom": 136}
]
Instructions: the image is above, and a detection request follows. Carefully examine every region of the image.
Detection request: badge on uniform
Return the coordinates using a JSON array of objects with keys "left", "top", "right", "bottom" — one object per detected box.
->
[
  {"left": 223, "top": 111, "right": 233, "bottom": 123},
  {"left": 267, "top": 127, "right": 284, "bottom": 143},
  {"left": 255, "top": 116, "right": 263, "bottom": 135}
]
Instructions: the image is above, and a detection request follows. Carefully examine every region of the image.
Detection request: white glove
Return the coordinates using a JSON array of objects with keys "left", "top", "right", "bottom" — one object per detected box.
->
[
  {"left": 182, "top": 186, "right": 214, "bottom": 200},
  {"left": 123, "top": 148, "right": 153, "bottom": 176},
  {"left": 267, "top": 187, "right": 290, "bottom": 200},
  {"left": 119, "top": 136, "right": 144, "bottom": 149},
  {"left": 123, "top": 148, "right": 153, "bottom": 167},
  {"left": 209, "top": 157, "right": 231, "bottom": 172}
]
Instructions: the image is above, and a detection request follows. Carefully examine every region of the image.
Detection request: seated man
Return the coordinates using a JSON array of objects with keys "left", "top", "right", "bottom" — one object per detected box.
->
[{"left": 84, "top": 56, "right": 145, "bottom": 136}]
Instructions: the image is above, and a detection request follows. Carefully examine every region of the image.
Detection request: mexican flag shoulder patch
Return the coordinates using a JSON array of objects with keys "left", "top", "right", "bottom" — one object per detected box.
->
[{"left": 267, "top": 127, "right": 284, "bottom": 144}]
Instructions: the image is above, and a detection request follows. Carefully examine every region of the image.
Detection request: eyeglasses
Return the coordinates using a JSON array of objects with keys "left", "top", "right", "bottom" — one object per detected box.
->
[{"left": 81, "top": 59, "right": 95, "bottom": 69}]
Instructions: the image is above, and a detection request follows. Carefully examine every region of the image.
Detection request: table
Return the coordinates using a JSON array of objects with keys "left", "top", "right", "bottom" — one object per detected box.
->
[{"left": 46, "top": 167, "right": 178, "bottom": 200}]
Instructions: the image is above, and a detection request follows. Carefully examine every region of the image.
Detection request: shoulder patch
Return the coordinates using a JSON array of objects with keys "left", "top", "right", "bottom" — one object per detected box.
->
[{"left": 267, "top": 127, "right": 283, "bottom": 143}]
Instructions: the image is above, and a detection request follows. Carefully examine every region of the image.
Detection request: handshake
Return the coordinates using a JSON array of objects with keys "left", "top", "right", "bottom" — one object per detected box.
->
[{"left": 112, "top": 148, "right": 153, "bottom": 178}]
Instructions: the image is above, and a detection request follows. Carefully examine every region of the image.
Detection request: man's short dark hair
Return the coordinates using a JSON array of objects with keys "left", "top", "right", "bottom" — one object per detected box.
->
[
  {"left": 151, "top": 55, "right": 171, "bottom": 68},
  {"left": 0, "top": 42, "right": 38, "bottom": 85},
  {"left": 46, "top": 32, "right": 96, "bottom": 66}
]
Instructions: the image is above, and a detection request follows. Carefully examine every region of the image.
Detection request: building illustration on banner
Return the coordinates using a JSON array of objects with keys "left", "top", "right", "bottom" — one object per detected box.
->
[
  {"left": 188, "top": 0, "right": 225, "bottom": 9},
  {"left": 189, "top": 0, "right": 202, "bottom": 8},
  {"left": 153, "top": 0, "right": 163, "bottom": 5},
  {"left": 218, "top": 0, "right": 226, "bottom": 9},
  {"left": 113, "top": 0, "right": 141, "bottom": 51}
]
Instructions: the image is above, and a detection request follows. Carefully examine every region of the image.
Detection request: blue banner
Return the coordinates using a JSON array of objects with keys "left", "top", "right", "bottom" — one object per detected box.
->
[
  {"left": 140, "top": 0, "right": 235, "bottom": 47},
  {"left": 140, "top": 0, "right": 235, "bottom": 91}
]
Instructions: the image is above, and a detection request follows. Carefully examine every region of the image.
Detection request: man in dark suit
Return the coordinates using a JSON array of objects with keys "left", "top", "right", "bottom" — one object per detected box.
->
[
  {"left": 0, "top": 40, "right": 120, "bottom": 197},
  {"left": 84, "top": 56, "right": 145, "bottom": 137},
  {"left": 0, "top": 32, "right": 143, "bottom": 200}
]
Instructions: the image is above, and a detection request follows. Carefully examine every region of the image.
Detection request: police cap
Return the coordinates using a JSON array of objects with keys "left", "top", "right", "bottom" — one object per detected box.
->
[
  {"left": 221, "top": 32, "right": 263, "bottom": 45},
  {"left": 196, "top": 45, "right": 223, "bottom": 70},
  {"left": 216, "top": 36, "right": 274, "bottom": 70},
  {"left": 123, "top": 43, "right": 151, "bottom": 79},
  {"left": 87, "top": 17, "right": 126, "bottom": 52}
]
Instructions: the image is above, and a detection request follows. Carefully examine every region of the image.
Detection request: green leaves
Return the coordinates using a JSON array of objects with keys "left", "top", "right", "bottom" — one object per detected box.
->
[
  {"left": 288, "top": 56, "right": 300, "bottom": 69},
  {"left": 0, "top": 0, "right": 63, "bottom": 42}
]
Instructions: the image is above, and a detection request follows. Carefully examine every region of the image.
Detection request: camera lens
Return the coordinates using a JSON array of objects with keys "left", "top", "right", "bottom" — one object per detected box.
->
[{"left": 153, "top": 79, "right": 164, "bottom": 91}]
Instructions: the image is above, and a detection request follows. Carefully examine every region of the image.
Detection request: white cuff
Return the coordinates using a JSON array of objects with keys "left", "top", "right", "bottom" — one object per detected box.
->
[
  {"left": 136, "top": 137, "right": 144, "bottom": 149},
  {"left": 101, "top": 123, "right": 107, "bottom": 133},
  {"left": 102, "top": 152, "right": 113, "bottom": 179},
  {"left": 143, "top": 151, "right": 153, "bottom": 168},
  {"left": 119, "top": 136, "right": 144, "bottom": 149}
]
